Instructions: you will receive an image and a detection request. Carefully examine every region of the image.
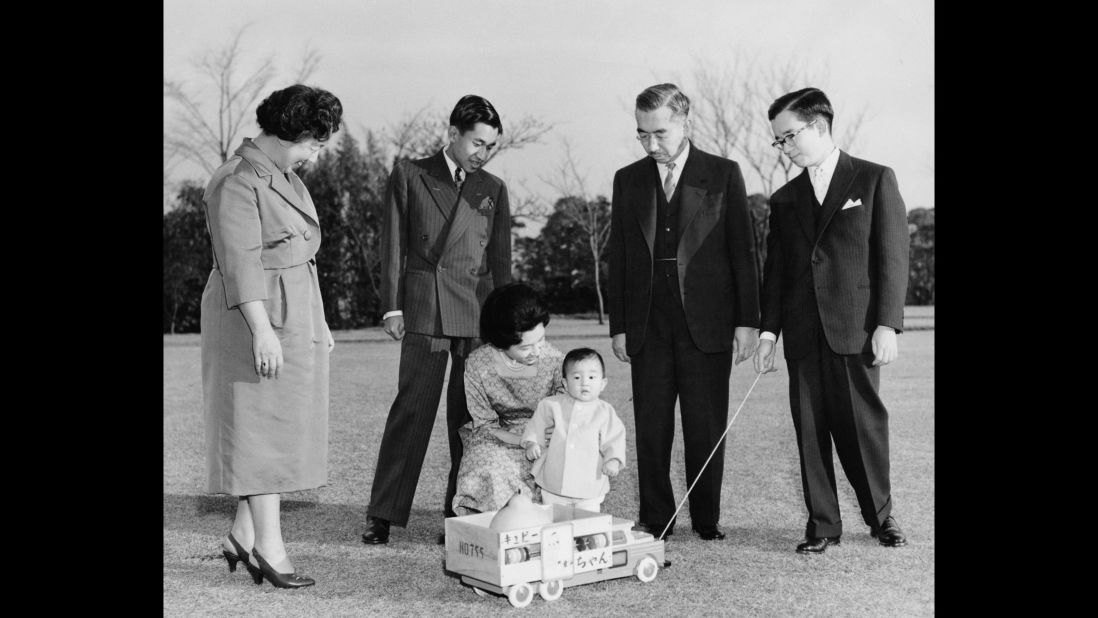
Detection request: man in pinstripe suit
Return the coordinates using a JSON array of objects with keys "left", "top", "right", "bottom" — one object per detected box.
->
[
  {"left": 362, "top": 95, "right": 511, "bottom": 545},
  {"left": 754, "top": 88, "right": 909, "bottom": 554}
]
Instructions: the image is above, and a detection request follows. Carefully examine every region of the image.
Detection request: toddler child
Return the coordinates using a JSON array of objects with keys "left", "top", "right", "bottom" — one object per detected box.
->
[{"left": 522, "top": 347, "right": 626, "bottom": 512}]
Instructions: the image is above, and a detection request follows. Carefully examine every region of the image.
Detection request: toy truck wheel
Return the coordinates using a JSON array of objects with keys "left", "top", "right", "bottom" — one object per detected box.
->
[
  {"left": 538, "top": 579, "right": 564, "bottom": 601},
  {"left": 471, "top": 586, "right": 489, "bottom": 597},
  {"left": 506, "top": 583, "right": 534, "bottom": 608},
  {"left": 635, "top": 555, "right": 659, "bottom": 583}
]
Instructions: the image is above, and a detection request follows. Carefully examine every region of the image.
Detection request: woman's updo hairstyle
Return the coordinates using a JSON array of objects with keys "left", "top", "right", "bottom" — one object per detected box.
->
[
  {"left": 256, "top": 84, "right": 343, "bottom": 142},
  {"left": 480, "top": 283, "right": 550, "bottom": 349}
]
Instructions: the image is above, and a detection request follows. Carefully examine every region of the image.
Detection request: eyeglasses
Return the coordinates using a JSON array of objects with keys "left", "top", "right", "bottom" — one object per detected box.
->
[
  {"left": 636, "top": 131, "right": 677, "bottom": 144},
  {"left": 771, "top": 119, "right": 817, "bottom": 149}
]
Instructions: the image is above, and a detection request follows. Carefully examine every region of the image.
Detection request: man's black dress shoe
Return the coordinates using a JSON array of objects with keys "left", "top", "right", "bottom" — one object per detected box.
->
[
  {"left": 870, "top": 516, "right": 907, "bottom": 547},
  {"left": 437, "top": 532, "right": 446, "bottom": 545},
  {"left": 362, "top": 516, "right": 391, "bottom": 545},
  {"left": 796, "top": 536, "right": 841, "bottom": 554},
  {"left": 693, "top": 526, "right": 726, "bottom": 541}
]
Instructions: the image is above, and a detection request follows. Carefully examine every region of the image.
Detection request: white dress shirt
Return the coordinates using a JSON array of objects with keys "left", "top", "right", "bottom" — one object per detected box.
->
[{"left": 808, "top": 146, "right": 840, "bottom": 205}]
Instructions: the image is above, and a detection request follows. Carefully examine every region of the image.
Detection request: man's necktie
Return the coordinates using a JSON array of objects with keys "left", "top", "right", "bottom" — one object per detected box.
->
[
  {"left": 812, "top": 166, "right": 826, "bottom": 204},
  {"left": 454, "top": 167, "right": 464, "bottom": 191},
  {"left": 663, "top": 161, "right": 677, "bottom": 198}
]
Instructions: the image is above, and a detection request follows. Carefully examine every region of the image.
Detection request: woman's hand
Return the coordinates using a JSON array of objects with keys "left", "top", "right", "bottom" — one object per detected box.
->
[
  {"left": 491, "top": 427, "right": 523, "bottom": 447},
  {"left": 238, "top": 300, "right": 283, "bottom": 379},
  {"left": 525, "top": 442, "right": 542, "bottom": 461},
  {"left": 252, "top": 327, "right": 284, "bottom": 379},
  {"left": 328, "top": 329, "right": 335, "bottom": 352}
]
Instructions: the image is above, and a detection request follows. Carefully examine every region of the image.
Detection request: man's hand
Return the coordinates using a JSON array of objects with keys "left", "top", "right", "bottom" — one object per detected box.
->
[
  {"left": 525, "top": 442, "right": 542, "bottom": 461},
  {"left": 871, "top": 326, "right": 898, "bottom": 366},
  {"left": 603, "top": 458, "right": 622, "bottom": 477},
  {"left": 732, "top": 327, "right": 758, "bottom": 365},
  {"left": 753, "top": 339, "right": 778, "bottom": 374},
  {"left": 611, "top": 333, "right": 629, "bottom": 363},
  {"left": 383, "top": 315, "right": 405, "bottom": 341}
]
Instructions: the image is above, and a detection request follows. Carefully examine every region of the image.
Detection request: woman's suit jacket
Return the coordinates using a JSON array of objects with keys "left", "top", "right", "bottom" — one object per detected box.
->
[{"left": 200, "top": 138, "right": 330, "bottom": 496}]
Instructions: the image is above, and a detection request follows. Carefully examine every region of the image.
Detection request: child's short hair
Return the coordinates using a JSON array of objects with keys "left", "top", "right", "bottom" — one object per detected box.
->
[{"left": 562, "top": 347, "right": 605, "bottom": 375}]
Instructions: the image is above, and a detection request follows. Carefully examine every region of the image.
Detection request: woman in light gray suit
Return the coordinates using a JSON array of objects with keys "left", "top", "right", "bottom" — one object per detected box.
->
[{"left": 201, "top": 84, "right": 341, "bottom": 588}]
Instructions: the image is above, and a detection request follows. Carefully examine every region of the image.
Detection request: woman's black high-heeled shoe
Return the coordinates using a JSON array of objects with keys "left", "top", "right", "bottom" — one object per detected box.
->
[
  {"left": 249, "top": 548, "right": 315, "bottom": 589},
  {"left": 222, "top": 532, "right": 257, "bottom": 580}
]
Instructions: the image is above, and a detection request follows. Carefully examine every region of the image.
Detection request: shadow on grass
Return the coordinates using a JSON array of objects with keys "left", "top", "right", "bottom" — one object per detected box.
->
[
  {"left": 165, "top": 493, "right": 453, "bottom": 549},
  {"left": 167, "top": 494, "right": 806, "bottom": 558}
]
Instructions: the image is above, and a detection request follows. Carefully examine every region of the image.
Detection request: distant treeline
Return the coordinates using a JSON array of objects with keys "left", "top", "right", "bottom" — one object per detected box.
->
[{"left": 164, "top": 134, "right": 935, "bottom": 334}]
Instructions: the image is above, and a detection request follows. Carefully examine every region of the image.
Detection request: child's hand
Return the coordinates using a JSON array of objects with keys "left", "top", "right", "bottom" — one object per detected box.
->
[
  {"left": 525, "top": 442, "right": 542, "bottom": 461},
  {"left": 603, "top": 459, "right": 621, "bottom": 477}
]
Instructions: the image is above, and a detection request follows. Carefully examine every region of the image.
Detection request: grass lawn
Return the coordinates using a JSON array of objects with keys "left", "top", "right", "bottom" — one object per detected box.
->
[{"left": 164, "top": 313, "right": 934, "bottom": 616}]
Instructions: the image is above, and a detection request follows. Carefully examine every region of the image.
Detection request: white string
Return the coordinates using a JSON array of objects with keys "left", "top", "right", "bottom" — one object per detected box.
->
[{"left": 658, "top": 370, "right": 764, "bottom": 541}]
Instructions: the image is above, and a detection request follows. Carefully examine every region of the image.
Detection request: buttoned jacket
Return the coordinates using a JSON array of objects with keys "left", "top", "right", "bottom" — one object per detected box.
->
[
  {"left": 760, "top": 150, "right": 909, "bottom": 359},
  {"left": 380, "top": 151, "right": 511, "bottom": 337}
]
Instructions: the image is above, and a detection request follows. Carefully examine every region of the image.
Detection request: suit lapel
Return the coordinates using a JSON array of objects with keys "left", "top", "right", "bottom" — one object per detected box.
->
[
  {"left": 236, "top": 139, "right": 319, "bottom": 226},
  {"left": 444, "top": 171, "right": 484, "bottom": 253},
  {"left": 421, "top": 151, "right": 460, "bottom": 221},
  {"left": 676, "top": 146, "right": 712, "bottom": 265},
  {"left": 281, "top": 171, "right": 319, "bottom": 226},
  {"left": 815, "top": 150, "right": 858, "bottom": 240},
  {"left": 792, "top": 169, "right": 818, "bottom": 244},
  {"left": 633, "top": 159, "right": 658, "bottom": 257}
]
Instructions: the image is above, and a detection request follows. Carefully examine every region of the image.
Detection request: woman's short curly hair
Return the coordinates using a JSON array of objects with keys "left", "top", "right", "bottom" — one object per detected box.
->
[
  {"left": 256, "top": 84, "right": 343, "bottom": 142},
  {"left": 480, "top": 283, "right": 550, "bottom": 349}
]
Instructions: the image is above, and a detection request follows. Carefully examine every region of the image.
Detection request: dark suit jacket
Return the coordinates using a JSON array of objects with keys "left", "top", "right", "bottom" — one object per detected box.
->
[
  {"left": 607, "top": 144, "right": 760, "bottom": 354},
  {"left": 380, "top": 151, "right": 512, "bottom": 338},
  {"left": 760, "top": 150, "right": 909, "bottom": 359}
]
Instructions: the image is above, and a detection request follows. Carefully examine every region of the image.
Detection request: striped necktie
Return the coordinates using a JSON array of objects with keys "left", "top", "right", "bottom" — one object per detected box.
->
[{"left": 663, "top": 161, "right": 677, "bottom": 198}]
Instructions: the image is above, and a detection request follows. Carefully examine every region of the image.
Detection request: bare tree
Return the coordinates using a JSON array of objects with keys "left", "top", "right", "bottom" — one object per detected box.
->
[
  {"left": 689, "top": 52, "right": 869, "bottom": 198},
  {"left": 539, "top": 138, "right": 613, "bottom": 324},
  {"left": 291, "top": 45, "right": 322, "bottom": 84},
  {"left": 164, "top": 25, "right": 321, "bottom": 181},
  {"left": 387, "top": 105, "right": 447, "bottom": 162},
  {"left": 507, "top": 179, "right": 551, "bottom": 234},
  {"left": 386, "top": 105, "right": 554, "bottom": 164}
]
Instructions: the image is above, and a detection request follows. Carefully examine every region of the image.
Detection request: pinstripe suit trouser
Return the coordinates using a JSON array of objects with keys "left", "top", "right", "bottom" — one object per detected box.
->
[
  {"left": 786, "top": 323, "right": 892, "bottom": 539},
  {"left": 366, "top": 332, "right": 477, "bottom": 526}
]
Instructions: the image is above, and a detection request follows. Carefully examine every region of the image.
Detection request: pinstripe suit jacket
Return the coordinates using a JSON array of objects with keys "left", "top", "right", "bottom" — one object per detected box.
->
[
  {"left": 380, "top": 151, "right": 511, "bottom": 338},
  {"left": 760, "top": 150, "right": 909, "bottom": 360}
]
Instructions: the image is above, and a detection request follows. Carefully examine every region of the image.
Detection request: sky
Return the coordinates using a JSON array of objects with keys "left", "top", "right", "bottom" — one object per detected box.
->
[{"left": 164, "top": 0, "right": 934, "bottom": 217}]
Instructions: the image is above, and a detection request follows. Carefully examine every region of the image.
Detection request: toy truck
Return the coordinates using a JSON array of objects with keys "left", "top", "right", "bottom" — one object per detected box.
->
[{"left": 444, "top": 504, "right": 666, "bottom": 608}]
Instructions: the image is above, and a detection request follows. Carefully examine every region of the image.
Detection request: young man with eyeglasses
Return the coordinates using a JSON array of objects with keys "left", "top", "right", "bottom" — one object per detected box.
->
[
  {"left": 607, "top": 83, "right": 760, "bottom": 541},
  {"left": 754, "top": 87, "right": 910, "bottom": 554}
]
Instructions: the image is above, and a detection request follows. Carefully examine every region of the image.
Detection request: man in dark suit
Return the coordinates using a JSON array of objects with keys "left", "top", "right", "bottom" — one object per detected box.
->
[
  {"left": 754, "top": 87, "right": 909, "bottom": 554},
  {"left": 607, "top": 83, "right": 760, "bottom": 541},
  {"left": 362, "top": 95, "right": 512, "bottom": 545}
]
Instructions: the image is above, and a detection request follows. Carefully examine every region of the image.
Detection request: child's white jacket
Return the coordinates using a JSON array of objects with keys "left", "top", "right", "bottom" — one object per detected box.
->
[{"left": 522, "top": 394, "right": 627, "bottom": 499}]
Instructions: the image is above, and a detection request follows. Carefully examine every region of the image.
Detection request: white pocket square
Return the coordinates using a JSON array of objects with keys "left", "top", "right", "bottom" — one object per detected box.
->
[{"left": 842, "top": 198, "right": 863, "bottom": 210}]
